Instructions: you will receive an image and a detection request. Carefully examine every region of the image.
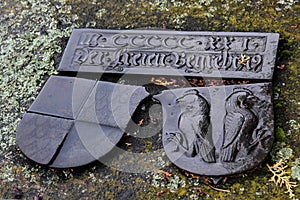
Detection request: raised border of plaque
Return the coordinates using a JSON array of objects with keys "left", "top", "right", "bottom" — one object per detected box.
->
[{"left": 58, "top": 29, "right": 279, "bottom": 80}]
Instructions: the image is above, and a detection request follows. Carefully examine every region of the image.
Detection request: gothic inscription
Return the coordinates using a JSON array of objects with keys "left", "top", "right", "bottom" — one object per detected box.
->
[
  {"left": 73, "top": 49, "right": 263, "bottom": 73},
  {"left": 58, "top": 29, "right": 279, "bottom": 79},
  {"left": 78, "top": 33, "right": 266, "bottom": 52}
]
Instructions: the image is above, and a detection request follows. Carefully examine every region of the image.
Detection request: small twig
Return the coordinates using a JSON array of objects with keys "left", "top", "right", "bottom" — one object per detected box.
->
[
  {"left": 207, "top": 184, "right": 231, "bottom": 193},
  {"left": 267, "top": 160, "right": 297, "bottom": 199},
  {"left": 238, "top": 54, "right": 250, "bottom": 66},
  {"left": 138, "top": 119, "right": 144, "bottom": 126},
  {"left": 160, "top": 170, "right": 172, "bottom": 177},
  {"left": 125, "top": 142, "right": 132, "bottom": 147}
]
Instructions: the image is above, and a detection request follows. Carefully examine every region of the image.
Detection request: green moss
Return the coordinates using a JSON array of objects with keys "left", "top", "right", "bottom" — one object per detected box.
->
[
  {"left": 275, "top": 103, "right": 283, "bottom": 108},
  {"left": 1, "top": 0, "right": 300, "bottom": 199},
  {"left": 275, "top": 127, "right": 287, "bottom": 142}
]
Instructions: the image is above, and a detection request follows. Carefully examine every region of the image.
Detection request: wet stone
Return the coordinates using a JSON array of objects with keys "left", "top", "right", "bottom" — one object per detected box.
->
[
  {"left": 154, "top": 82, "right": 274, "bottom": 176},
  {"left": 16, "top": 29, "right": 278, "bottom": 173},
  {"left": 58, "top": 29, "right": 279, "bottom": 80}
]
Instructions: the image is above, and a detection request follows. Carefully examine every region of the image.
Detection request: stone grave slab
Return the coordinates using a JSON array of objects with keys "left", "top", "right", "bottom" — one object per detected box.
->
[
  {"left": 50, "top": 121, "right": 123, "bottom": 168},
  {"left": 17, "top": 75, "right": 150, "bottom": 168},
  {"left": 77, "top": 80, "right": 150, "bottom": 130}
]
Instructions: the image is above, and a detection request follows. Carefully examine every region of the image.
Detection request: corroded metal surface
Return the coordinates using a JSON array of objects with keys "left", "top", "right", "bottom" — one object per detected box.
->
[
  {"left": 58, "top": 29, "right": 279, "bottom": 79},
  {"left": 154, "top": 83, "right": 274, "bottom": 175}
]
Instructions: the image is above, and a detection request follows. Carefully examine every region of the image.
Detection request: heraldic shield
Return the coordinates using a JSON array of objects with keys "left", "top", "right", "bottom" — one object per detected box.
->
[{"left": 154, "top": 83, "right": 274, "bottom": 176}]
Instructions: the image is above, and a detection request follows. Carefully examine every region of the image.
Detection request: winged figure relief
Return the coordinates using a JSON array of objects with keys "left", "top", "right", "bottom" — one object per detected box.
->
[
  {"left": 220, "top": 89, "right": 258, "bottom": 162},
  {"left": 167, "top": 89, "right": 216, "bottom": 163}
]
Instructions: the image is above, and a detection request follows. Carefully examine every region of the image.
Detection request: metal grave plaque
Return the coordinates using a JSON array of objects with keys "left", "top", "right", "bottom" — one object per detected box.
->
[
  {"left": 16, "top": 29, "right": 279, "bottom": 174},
  {"left": 58, "top": 29, "right": 279, "bottom": 80}
]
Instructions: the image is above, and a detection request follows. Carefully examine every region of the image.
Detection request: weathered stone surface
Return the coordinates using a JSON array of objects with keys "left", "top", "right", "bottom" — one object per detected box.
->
[
  {"left": 154, "top": 83, "right": 274, "bottom": 176},
  {"left": 50, "top": 121, "right": 123, "bottom": 168},
  {"left": 29, "top": 75, "right": 96, "bottom": 119},
  {"left": 16, "top": 113, "right": 74, "bottom": 165},
  {"left": 58, "top": 29, "right": 279, "bottom": 80},
  {"left": 77, "top": 80, "right": 149, "bottom": 130}
]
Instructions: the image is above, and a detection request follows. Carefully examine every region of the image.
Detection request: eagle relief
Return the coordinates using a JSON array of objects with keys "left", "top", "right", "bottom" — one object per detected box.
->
[
  {"left": 165, "top": 89, "right": 216, "bottom": 163},
  {"left": 220, "top": 88, "right": 259, "bottom": 162},
  {"left": 154, "top": 83, "right": 274, "bottom": 176}
]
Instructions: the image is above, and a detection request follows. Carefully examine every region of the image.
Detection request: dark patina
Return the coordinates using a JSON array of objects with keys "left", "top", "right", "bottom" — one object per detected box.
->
[
  {"left": 154, "top": 83, "right": 274, "bottom": 175},
  {"left": 58, "top": 29, "right": 279, "bottom": 80},
  {"left": 16, "top": 29, "right": 279, "bottom": 175},
  {"left": 17, "top": 75, "right": 149, "bottom": 168}
]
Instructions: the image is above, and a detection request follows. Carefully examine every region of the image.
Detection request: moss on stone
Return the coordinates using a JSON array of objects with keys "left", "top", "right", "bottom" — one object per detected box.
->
[
  {"left": 0, "top": 0, "right": 300, "bottom": 199},
  {"left": 275, "top": 127, "right": 287, "bottom": 142}
]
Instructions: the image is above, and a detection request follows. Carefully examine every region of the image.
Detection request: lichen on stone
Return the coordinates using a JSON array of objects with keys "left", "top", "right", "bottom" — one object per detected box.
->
[
  {"left": 292, "top": 158, "right": 300, "bottom": 181},
  {"left": 271, "top": 143, "right": 293, "bottom": 163},
  {"left": 1, "top": 0, "right": 300, "bottom": 199}
]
